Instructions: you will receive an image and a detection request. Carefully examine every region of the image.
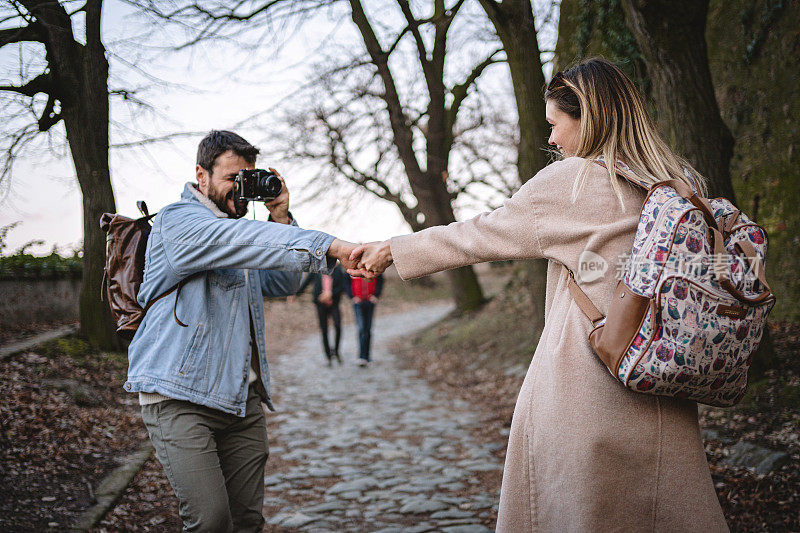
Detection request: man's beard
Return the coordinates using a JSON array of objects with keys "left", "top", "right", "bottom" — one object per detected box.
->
[{"left": 207, "top": 183, "right": 248, "bottom": 218}]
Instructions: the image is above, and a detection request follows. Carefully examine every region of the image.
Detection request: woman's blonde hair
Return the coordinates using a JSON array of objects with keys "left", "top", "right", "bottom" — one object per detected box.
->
[{"left": 544, "top": 57, "right": 708, "bottom": 208}]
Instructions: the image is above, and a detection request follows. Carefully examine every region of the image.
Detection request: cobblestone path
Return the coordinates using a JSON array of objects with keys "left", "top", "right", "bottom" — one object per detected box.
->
[{"left": 262, "top": 304, "right": 503, "bottom": 532}]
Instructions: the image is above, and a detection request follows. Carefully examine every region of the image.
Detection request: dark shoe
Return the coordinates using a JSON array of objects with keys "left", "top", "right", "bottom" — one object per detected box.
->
[{"left": 333, "top": 351, "right": 342, "bottom": 364}]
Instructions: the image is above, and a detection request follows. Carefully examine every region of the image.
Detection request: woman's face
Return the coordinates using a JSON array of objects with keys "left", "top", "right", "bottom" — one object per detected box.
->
[{"left": 546, "top": 99, "right": 581, "bottom": 157}]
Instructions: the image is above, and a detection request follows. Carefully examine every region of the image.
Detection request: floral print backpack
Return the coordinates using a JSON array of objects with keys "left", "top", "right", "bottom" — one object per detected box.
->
[{"left": 565, "top": 161, "right": 776, "bottom": 407}]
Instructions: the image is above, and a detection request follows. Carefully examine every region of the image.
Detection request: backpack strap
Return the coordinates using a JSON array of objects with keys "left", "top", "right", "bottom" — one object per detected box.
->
[
  {"left": 562, "top": 265, "right": 604, "bottom": 325},
  {"left": 143, "top": 272, "right": 202, "bottom": 327},
  {"left": 709, "top": 227, "right": 774, "bottom": 305}
]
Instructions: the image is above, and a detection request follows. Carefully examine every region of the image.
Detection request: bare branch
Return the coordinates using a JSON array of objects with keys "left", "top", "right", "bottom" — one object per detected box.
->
[
  {"left": 0, "top": 72, "right": 53, "bottom": 97},
  {"left": 348, "top": 0, "right": 422, "bottom": 179},
  {"left": 110, "top": 131, "right": 205, "bottom": 149},
  {"left": 396, "top": 1, "right": 430, "bottom": 70},
  {"left": 129, "top": 0, "right": 331, "bottom": 48},
  {"left": 109, "top": 88, "right": 153, "bottom": 109},
  {"left": 447, "top": 48, "right": 503, "bottom": 131},
  {"left": 0, "top": 121, "right": 39, "bottom": 187},
  {"left": 36, "top": 92, "right": 60, "bottom": 131},
  {"left": 0, "top": 25, "right": 40, "bottom": 47},
  {"left": 385, "top": 23, "right": 413, "bottom": 57}
]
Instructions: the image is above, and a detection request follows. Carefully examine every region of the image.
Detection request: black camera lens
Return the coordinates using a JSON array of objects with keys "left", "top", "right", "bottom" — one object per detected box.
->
[{"left": 255, "top": 171, "right": 283, "bottom": 199}]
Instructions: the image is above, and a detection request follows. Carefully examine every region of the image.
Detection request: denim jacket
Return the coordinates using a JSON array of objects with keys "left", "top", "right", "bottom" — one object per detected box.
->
[{"left": 124, "top": 183, "right": 335, "bottom": 415}]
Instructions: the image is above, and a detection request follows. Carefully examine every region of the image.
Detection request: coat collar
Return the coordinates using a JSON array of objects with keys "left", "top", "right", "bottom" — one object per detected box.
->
[{"left": 182, "top": 182, "right": 228, "bottom": 218}]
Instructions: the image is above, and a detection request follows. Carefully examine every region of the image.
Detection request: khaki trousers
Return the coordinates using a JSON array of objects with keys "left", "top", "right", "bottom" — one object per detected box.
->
[{"left": 141, "top": 385, "right": 269, "bottom": 533}]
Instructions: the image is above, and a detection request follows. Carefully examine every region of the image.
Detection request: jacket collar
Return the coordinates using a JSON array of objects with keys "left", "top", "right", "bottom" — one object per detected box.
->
[{"left": 182, "top": 182, "right": 228, "bottom": 219}]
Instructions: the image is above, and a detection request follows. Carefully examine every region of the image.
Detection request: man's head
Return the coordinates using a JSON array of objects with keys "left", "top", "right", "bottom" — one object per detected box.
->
[{"left": 196, "top": 130, "right": 260, "bottom": 218}]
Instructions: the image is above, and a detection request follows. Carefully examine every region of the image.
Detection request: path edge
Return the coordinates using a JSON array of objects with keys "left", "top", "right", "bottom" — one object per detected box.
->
[
  {"left": 0, "top": 325, "right": 78, "bottom": 361},
  {"left": 69, "top": 441, "right": 154, "bottom": 532}
]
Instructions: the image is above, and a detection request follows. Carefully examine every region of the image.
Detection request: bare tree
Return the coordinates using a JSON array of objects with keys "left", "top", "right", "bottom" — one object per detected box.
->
[
  {"left": 136, "top": 0, "right": 536, "bottom": 313},
  {"left": 0, "top": 0, "right": 120, "bottom": 349}
]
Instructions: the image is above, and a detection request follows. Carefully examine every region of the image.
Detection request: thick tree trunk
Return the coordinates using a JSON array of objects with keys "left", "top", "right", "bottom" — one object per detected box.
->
[
  {"left": 621, "top": 0, "right": 736, "bottom": 200},
  {"left": 58, "top": 0, "right": 119, "bottom": 350},
  {"left": 478, "top": 0, "right": 550, "bottom": 183},
  {"left": 64, "top": 118, "right": 119, "bottom": 350},
  {"left": 74, "top": 144, "right": 119, "bottom": 350},
  {"left": 479, "top": 0, "right": 550, "bottom": 338},
  {"left": 414, "top": 175, "right": 485, "bottom": 313}
]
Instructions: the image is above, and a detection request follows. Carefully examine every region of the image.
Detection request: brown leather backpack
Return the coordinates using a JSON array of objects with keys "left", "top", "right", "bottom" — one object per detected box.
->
[{"left": 100, "top": 202, "right": 190, "bottom": 340}]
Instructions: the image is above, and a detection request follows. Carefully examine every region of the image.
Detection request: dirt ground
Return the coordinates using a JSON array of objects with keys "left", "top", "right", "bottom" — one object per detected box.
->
[{"left": 0, "top": 338, "right": 147, "bottom": 531}]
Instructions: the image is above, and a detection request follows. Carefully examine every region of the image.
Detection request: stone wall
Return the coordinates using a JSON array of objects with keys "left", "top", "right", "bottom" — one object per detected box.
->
[{"left": 0, "top": 278, "right": 81, "bottom": 329}]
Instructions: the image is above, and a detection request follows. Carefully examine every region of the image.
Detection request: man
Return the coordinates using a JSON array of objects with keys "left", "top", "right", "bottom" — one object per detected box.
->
[
  {"left": 124, "top": 130, "right": 360, "bottom": 532},
  {"left": 297, "top": 264, "right": 349, "bottom": 366}
]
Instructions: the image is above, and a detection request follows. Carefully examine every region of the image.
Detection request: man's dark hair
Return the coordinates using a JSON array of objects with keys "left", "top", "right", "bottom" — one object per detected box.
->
[{"left": 196, "top": 130, "right": 260, "bottom": 173}]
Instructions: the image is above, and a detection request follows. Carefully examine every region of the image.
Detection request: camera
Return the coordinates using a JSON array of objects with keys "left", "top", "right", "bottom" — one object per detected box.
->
[{"left": 232, "top": 169, "right": 283, "bottom": 203}]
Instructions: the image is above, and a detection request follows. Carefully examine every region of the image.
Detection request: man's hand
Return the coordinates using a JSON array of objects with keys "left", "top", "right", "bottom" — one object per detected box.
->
[
  {"left": 327, "top": 238, "right": 370, "bottom": 277},
  {"left": 264, "top": 168, "right": 290, "bottom": 224},
  {"left": 349, "top": 241, "right": 392, "bottom": 278}
]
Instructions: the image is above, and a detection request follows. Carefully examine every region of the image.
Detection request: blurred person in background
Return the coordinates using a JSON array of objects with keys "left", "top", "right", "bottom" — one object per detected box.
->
[
  {"left": 298, "top": 264, "right": 348, "bottom": 366},
  {"left": 346, "top": 273, "right": 384, "bottom": 366}
]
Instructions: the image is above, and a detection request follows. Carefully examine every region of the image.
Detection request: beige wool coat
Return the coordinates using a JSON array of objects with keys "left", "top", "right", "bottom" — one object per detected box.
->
[{"left": 390, "top": 157, "right": 728, "bottom": 532}]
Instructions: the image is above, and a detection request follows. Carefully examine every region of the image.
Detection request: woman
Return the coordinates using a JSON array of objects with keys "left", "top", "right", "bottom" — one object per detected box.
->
[{"left": 351, "top": 58, "right": 727, "bottom": 531}]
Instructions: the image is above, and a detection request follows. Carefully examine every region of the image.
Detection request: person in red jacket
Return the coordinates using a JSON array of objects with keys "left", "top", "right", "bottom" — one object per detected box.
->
[{"left": 346, "top": 273, "right": 384, "bottom": 366}]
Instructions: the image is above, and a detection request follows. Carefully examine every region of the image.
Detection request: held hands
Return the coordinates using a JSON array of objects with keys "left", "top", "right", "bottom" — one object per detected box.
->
[
  {"left": 347, "top": 241, "right": 393, "bottom": 278},
  {"left": 327, "top": 239, "right": 371, "bottom": 277},
  {"left": 264, "top": 168, "right": 291, "bottom": 224}
]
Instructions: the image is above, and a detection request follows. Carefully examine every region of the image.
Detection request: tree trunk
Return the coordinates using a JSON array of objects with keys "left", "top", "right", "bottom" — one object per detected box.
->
[
  {"left": 65, "top": 118, "right": 120, "bottom": 350},
  {"left": 414, "top": 174, "right": 486, "bottom": 314},
  {"left": 58, "top": 0, "right": 120, "bottom": 350},
  {"left": 478, "top": 0, "right": 550, "bottom": 183},
  {"left": 621, "top": 0, "right": 736, "bottom": 200},
  {"left": 479, "top": 0, "right": 551, "bottom": 337}
]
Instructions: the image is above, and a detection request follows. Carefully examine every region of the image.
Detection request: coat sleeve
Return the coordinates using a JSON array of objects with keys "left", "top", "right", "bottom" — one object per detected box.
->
[
  {"left": 389, "top": 158, "right": 612, "bottom": 280},
  {"left": 258, "top": 269, "right": 302, "bottom": 298},
  {"left": 296, "top": 273, "right": 316, "bottom": 295},
  {"left": 159, "top": 205, "right": 335, "bottom": 277}
]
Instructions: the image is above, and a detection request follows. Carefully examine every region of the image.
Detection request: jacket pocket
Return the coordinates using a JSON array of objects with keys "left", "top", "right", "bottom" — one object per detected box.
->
[
  {"left": 176, "top": 323, "right": 207, "bottom": 376},
  {"left": 209, "top": 269, "right": 245, "bottom": 291}
]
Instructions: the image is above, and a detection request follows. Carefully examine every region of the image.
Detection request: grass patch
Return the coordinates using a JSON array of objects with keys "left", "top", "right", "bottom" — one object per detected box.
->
[{"left": 407, "top": 263, "right": 538, "bottom": 375}]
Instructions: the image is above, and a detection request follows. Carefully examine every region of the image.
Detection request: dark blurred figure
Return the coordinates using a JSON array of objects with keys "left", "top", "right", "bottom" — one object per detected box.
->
[
  {"left": 346, "top": 274, "right": 384, "bottom": 366},
  {"left": 298, "top": 264, "right": 349, "bottom": 366}
]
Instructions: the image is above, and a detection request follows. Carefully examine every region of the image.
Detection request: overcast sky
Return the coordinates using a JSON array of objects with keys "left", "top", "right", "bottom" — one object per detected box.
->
[{"left": 0, "top": 0, "right": 557, "bottom": 255}]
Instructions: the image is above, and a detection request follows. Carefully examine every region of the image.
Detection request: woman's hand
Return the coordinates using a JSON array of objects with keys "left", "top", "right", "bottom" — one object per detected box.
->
[
  {"left": 328, "top": 239, "right": 370, "bottom": 277},
  {"left": 348, "top": 240, "right": 392, "bottom": 278}
]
